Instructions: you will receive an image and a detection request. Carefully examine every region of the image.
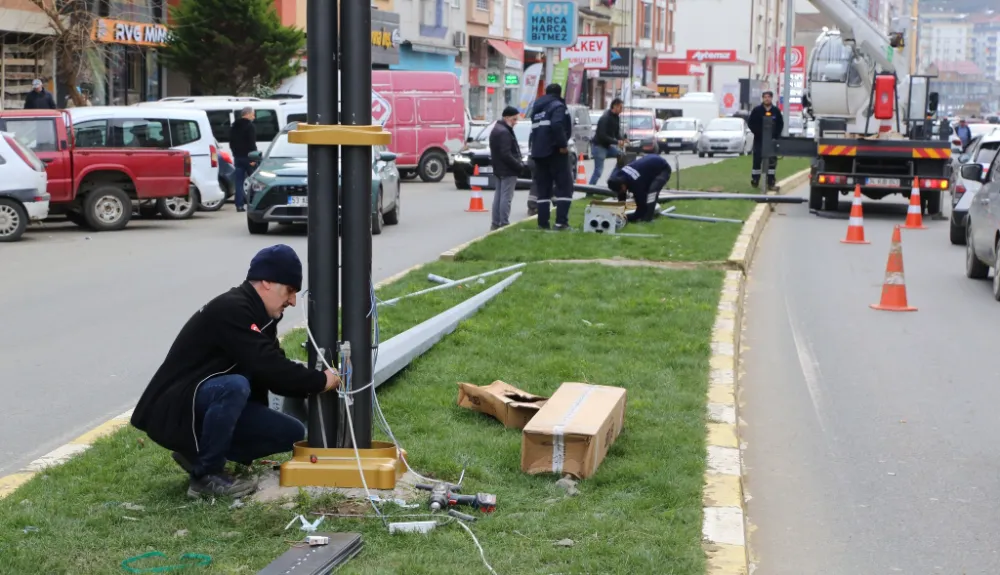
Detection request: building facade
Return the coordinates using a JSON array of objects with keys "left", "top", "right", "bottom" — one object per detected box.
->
[
  {"left": 0, "top": 0, "right": 56, "bottom": 109},
  {"left": 971, "top": 14, "right": 1000, "bottom": 83},
  {"left": 464, "top": 0, "right": 525, "bottom": 121}
]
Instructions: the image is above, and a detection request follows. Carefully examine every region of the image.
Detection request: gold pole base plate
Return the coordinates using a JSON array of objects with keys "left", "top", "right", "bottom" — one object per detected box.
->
[{"left": 279, "top": 440, "right": 407, "bottom": 489}]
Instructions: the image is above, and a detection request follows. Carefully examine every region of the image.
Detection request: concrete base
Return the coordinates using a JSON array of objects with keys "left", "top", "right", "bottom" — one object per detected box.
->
[{"left": 279, "top": 440, "right": 407, "bottom": 489}]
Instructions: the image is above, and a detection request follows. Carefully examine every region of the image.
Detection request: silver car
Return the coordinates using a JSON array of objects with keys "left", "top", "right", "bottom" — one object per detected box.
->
[
  {"left": 962, "top": 150, "right": 1000, "bottom": 298},
  {"left": 950, "top": 129, "right": 1000, "bottom": 245},
  {"left": 697, "top": 117, "right": 753, "bottom": 158}
]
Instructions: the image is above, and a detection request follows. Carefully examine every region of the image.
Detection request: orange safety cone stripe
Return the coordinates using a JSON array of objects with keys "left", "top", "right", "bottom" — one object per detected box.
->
[
  {"left": 841, "top": 185, "right": 870, "bottom": 244},
  {"left": 871, "top": 226, "right": 917, "bottom": 311},
  {"left": 903, "top": 186, "right": 926, "bottom": 230}
]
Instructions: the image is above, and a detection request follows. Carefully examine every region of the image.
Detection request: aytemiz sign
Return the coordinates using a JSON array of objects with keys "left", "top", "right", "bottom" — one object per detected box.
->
[
  {"left": 525, "top": 1, "right": 578, "bottom": 48},
  {"left": 560, "top": 35, "right": 610, "bottom": 69},
  {"left": 686, "top": 49, "right": 738, "bottom": 63}
]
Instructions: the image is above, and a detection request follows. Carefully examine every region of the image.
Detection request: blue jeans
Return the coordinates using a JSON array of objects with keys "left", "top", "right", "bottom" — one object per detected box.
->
[
  {"left": 191, "top": 374, "right": 305, "bottom": 477},
  {"left": 233, "top": 157, "right": 252, "bottom": 209},
  {"left": 589, "top": 144, "right": 620, "bottom": 185}
]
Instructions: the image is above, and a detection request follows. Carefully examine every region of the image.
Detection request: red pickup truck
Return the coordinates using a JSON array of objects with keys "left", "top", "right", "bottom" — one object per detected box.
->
[{"left": 0, "top": 109, "right": 191, "bottom": 231}]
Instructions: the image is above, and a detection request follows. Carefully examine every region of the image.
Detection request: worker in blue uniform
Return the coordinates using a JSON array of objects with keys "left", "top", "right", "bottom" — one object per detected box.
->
[
  {"left": 528, "top": 83, "right": 574, "bottom": 230},
  {"left": 606, "top": 154, "right": 673, "bottom": 223}
]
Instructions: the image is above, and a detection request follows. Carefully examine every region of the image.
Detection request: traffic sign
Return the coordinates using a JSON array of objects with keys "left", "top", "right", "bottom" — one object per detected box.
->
[{"left": 525, "top": 1, "right": 577, "bottom": 48}]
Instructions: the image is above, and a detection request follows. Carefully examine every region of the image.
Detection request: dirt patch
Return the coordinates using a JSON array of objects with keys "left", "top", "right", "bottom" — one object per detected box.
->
[{"left": 542, "top": 258, "right": 730, "bottom": 270}]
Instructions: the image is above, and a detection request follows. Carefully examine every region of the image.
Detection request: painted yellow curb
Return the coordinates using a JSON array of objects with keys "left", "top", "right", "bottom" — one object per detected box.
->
[{"left": 704, "top": 167, "right": 808, "bottom": 573}]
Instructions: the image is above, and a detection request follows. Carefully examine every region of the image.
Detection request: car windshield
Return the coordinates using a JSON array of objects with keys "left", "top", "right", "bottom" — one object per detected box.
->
[
  {"left": 707, "top": 119, "right": 744, "bottom": 132},
  {"left": 975, "top": 142, "right": 999, "bottom": 165},
  {"left": 664, "top": 120, "right": 697, "bottom": 131},
  {"left": 625, "top": 115, "right": 655, "bottom": 130},
  {"left": 266, "top": 133, "right": 308, "bottom": 159},
  {"left": 474, "top": 121, "right": 532, "bottom": 145}
]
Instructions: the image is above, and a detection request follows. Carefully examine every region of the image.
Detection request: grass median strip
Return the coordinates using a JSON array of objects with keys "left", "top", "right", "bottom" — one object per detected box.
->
[
  {"left": 0, "top": 260, "right": 721, "bottom": 574},
  {"left": 457, "top": 155, "right": 810, "bottom": 264}
]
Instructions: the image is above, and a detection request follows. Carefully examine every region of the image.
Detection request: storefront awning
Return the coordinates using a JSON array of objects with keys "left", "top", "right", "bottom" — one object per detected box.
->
[
  {"left": 488, "top": 39, "right": 522, "bottom": 63},
  {"left": 404, "top": 41, "right": 459, "bottom": 57},
  {"left": 0, "top": 10, "right": 55, "bottom": 35}
]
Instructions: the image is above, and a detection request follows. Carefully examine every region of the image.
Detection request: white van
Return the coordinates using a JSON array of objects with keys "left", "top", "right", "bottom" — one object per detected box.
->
[
  {"left": 69, "top": 106, "right": 226, "bottom": 216},
  {"left": 136, "top": 97, "right": 305, "bottom": 153}
]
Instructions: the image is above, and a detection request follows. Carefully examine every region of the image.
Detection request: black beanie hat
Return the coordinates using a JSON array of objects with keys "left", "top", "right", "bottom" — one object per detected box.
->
[
  {"left": 502, "top": 106, "right": 520, "bottom": 118},
  {"left": 545, "top": 83, "right": 562, "bottom": 97},
  {"left": 247, "top": 244, "right": 303, "bottom": 291}
]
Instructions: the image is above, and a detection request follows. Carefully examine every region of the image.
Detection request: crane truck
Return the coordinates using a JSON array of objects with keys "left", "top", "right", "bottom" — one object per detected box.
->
[{"left": 776, "top": 0, "right": 952, "bottom": 214}]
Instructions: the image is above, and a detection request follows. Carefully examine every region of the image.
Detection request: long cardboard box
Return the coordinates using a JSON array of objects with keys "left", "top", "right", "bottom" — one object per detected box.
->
[{"left": 521, "top": 382, "right": 627, "bottom": 479}]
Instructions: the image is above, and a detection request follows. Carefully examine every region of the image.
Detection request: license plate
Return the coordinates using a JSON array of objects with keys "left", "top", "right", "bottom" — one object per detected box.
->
[
  {"left": 668, "top": 142, "right": 681, "bottom": 147},
  {"left": 478, "top": 166, "right": 493, "bottom": 174},
  {"left": 288, "top": 196, "right": 308, "bottom": 206},
  {"left": 867, "top": 178, "right": 900, "bottom": 187},
  {"left": 469, "top": 176, "right": 490, "bottom": 187}
]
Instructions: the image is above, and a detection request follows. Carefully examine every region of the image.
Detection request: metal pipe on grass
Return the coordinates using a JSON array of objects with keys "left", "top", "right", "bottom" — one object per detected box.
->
[{"left": 379, "top": 263, "right": 526, "bottom": 307}]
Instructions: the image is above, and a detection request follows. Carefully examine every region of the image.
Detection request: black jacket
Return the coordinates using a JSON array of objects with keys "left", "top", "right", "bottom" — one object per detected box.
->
[
  {"left": 528, "top": 94, "right": 570, "bottom": 158},
  {"left": 131, "top": 282, "right": 326, "bottom": 454},
  {"left": 594, "top": 109, "right": 623, "bottom": 147},
  {"left": 747, "top": 104, "right": 784, "bottom": 141},
  {"left": 229, "top": 118, "right": 258, "bottom": 158},
  {"left": 24, "top": 90, "right": 56, "bottom": 110},
  {"left": 488, "top": 121, "right": 523, "bottom": 178}
]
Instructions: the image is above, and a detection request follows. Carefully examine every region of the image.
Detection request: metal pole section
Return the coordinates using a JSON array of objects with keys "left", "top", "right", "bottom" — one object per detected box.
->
[
  {"left": 544, "top": 47, "right": 557, "bottom": 85},
  {"left": 341, "top": 0, "right": 374, "bottom": 449},
  {"left": 305, "top": 0, "right": 340, "bottom": 448},
  {"left": 781, "top": 0, "right": 794, "bottom": 137}
]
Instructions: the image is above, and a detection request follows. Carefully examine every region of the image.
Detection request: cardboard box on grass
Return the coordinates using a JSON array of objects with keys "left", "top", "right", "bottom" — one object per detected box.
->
[
  {"left": 456, "top": 380, "right": 549, "bottom": 430},
  {"left": 521, "top": 382, "right": 627, "bottom": 479}
]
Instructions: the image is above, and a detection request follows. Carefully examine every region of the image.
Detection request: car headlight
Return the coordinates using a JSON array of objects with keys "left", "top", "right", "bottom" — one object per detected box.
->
[
  {"left": 257, "top": 170, "right": 277, "bottom": 178},
  {"left": 250, "top": 179, "right": 267, "bottom": 193}
]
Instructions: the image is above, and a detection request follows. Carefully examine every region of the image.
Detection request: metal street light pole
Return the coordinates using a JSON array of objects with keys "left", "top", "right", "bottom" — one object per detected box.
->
[
  {"left": 782, "top": 0, "right": 794, "bottom": 137},
  {"left": 305, "top": 0, "right": 340, "bottom": 448},
  {"left": 342, "top": 0, "right": 375, "bottom": 449}
]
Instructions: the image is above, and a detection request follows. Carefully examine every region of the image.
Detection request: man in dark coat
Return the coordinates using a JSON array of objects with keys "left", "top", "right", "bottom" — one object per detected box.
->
[
  {"left": 23, "top": 79, "right": 56, "bottom": 110},
  {"left": 590, "top": 98, "right": 625, "bottom": 185},
  {"left": 229, "top": 107, "right": 258, "bottom": 212},
  {"left": 131, "top": 245, "right": 340, "bottom": 498},
  {"left": 528, "top": 83, "right": 574, "bottom": 230},
  {"left": 489, "top": 106, "right": 524, "bottom": 230},
  {"left": 747, "top": 91, "right": 784, "bottom": 189},
  {"left": 607, "top": 154, "right": 673, "bottom": 222}
]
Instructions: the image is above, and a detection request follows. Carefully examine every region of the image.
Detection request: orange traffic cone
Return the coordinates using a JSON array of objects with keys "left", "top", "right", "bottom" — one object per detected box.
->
[
  {"left": 841, "top": 184, "right": 870, "bottom": 244},
  {"left": 466, "top": 165, "right": 488, "bottom": 212},
  {"left": 576, "top": 153, "right": 587, "bottom": 185},
  {"left": 870, "top": 225, "right": 917, "bottom": 312},
  {"left": 903, "top": 185, "right": 926, "bottom": 230}
]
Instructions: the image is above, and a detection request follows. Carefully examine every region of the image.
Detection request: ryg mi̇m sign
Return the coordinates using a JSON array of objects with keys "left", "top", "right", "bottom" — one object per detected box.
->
[{"left": 92, "top": 18, "right": 168, "bottom": 47}]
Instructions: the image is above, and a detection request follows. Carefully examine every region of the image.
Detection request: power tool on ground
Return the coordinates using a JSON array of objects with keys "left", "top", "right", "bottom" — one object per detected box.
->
[{"left": 415, "top": 482, "right": 497, "bottom": 513}]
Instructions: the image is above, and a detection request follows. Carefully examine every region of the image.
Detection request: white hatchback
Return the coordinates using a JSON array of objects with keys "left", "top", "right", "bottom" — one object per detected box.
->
[
  {"left": 0, "top": 131, "right": 49, "bottom": 242},
  {"left": 70, "top": 106, "right": 226, "bottom": 216}
]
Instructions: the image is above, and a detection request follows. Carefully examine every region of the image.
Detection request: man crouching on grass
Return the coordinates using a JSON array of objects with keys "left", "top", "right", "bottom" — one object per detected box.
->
[{"left": 131, "top": 245, "right": 340, "bottom": 498}]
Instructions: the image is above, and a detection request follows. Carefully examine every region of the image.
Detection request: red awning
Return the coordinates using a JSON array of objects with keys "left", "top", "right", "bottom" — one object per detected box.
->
[{"left": 488, "top": 39, "right": 522, "bottom": 62}]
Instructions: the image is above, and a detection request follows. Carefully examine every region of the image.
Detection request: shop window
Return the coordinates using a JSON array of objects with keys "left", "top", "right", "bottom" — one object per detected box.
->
[
  {"left": 169, "top": 120, "right": 201, "bottom": 146},
  {"left": 253, "top": 109, "right": 280, "bottom": 142},
  {"left": 110, "top": 118, "right": 170, "bottom": 148},
  {"left": 206, "top": 110, "right": 234, "bottom": 142},
  {"left": 1, "top": 119, "right": 58, "bottom": 152},
  {"left": 73, "top": 120, "right": 109, "bottom": 148}
]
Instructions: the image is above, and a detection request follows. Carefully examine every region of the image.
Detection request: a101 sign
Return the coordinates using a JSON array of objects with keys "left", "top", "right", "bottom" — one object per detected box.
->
[{"left": 525, "top": 1, "right": 578, "bottom": 48}]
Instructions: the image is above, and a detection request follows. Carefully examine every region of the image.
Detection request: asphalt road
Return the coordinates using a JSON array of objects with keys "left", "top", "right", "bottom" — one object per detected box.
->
[
  {"left": 742, "top": 187, "right": 1000, "bottom": 573},
  {"left": 0, "top": 153, "right": 722, "bottom": 478}
]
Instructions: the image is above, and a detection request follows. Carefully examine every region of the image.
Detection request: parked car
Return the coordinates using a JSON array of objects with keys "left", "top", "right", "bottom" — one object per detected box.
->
[
  {"left": 962, "top": 152, "right": 1000, "bottom": 297},
  {"left": 136, "top": 97, "right": 287, "bottom": 156},
  {"left": 566, "top": 104, "right": 593, "bottom": 158},
  {"left": 73, "top": 106, "right": 225, "bottom": 216},
  {"left": 620, "top": 109, "right": 658, "bottom": 154},
  {"left": 244, "top": 122, "right": 400, "bottom": 235},
  {"left": 217, "top": 146, "right": 236, "bottom": 204},
  {"left": 452, "top": 121, "right": 578, "bottom": 190},
  {"left": 950, "top": 130, "right": 1000, "bottom": 245},
  {"left": 589, "top": 109, "right": 603, "bottom": 141},
  {"left": 276, "top": 70, "right": 467, "bottom": 182},
  {"left": 656, "top": 117, "right": 705, "bottom": 153},
  {"left": 0, "top": 131, "right": 49, "bottom": 242},
  {"left": 0, "top": 110, "right": 191, "bottom": 231},
  {"left": 698, "top": 117, "right": 753, "bottom": 157}
]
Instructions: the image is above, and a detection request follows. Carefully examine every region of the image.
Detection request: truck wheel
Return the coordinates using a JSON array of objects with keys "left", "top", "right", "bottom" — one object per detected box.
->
[
  {"left": 965, "top": 225, "right": 989, "bottom": 279},
  {"left": 247, "top": 216, "right": 269, "bottom": 235},
  {"left": 417, "top": 151, "right": 447, "bottom": 182},
  {"left": 157, "top": 189, "right": 199, "bottom": 220},
  {"left": 924, "top": 190, "right": 942, "bottom": 215},
  {"left": 83, "top": 186, "right": 132, "bottom": 231},
  {"left": 372, "top": 190, "right": 384, "bottom": 235},
  {"left": 808, "top": 186, "right": 823, "bottom": 211},
  {"left": 824, "top": 190, "right": 840, "bottom": 212},
  {"left": 0, "top": 198, "right": 27, "bottom": 242}
]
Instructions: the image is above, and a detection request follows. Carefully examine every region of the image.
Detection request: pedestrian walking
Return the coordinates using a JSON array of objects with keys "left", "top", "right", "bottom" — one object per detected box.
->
[
  {"left": 590, "top": 98, "right": 626, "bottom": 185},
  {"left": 230, "top": 107, "right": 259, "bottom": 213},
  {"left": 23, "top": 79, "right": 56, "bottom": 110},
  {"left": 606, "top": 154, "right": 672, "bottom": 222},
  {"left": 489, "top": 106, "right": 524, "bottom": 230},
  {"left": 747, "top": 91, "right": 784, "bottom": 190},
  {"left": 131, "top": 245, "right": 341, "bottom": 498},
  {"left": 528, "top": 84, "right": 574, "bottom": 230}
]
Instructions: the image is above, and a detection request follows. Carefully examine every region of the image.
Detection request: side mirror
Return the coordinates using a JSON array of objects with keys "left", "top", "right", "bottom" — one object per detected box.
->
[
  {"left": 960, "top": 163, "right": 985, "bottom": 182},
  {"left": 466, "top": 136, "right": 474, "bottom": 143},
  {"left": 378, "top": 151, "right": 397, "bottom": 163},
  {"left": 248, "top": 151, "right": 262, "bottom": 162}
]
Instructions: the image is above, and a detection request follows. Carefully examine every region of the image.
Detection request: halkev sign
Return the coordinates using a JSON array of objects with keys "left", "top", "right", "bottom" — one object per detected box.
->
[{"left": 560, "top": 35, "right": 610, "bottom": 70}]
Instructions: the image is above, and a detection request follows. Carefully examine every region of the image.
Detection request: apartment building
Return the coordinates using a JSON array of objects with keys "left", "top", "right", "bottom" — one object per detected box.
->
[
  {"left": 971, "top": 14, "right": 999, "bottom": 82},
  {"left": 465, "top": 0, "right": 525, "bottom": 120},
  {"left": 0, "top": 0, "right": 55, "bottom": 109},
  {"left": 917, "top": 12, "right": 974, "bottom": 70}
]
